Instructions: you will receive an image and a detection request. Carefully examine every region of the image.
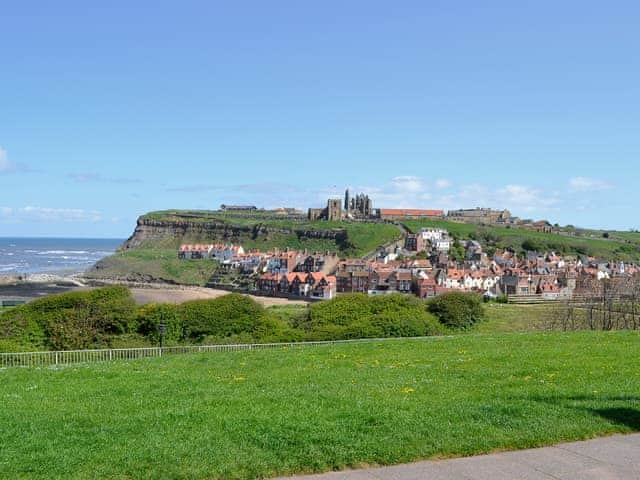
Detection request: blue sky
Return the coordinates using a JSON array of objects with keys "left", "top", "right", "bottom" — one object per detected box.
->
[{"left": 1, "top": 1, "right": 638, "bottom": 237}]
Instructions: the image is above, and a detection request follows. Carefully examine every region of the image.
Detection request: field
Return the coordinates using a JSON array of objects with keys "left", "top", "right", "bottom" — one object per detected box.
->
[
  {"left": 476, "top": 303, "right": 554, "bottom": 333},
  {"left": 2, "top": 332, "right": 639, "bottom": 479}
]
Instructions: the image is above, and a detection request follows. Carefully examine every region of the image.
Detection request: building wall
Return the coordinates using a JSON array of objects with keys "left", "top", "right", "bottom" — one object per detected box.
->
[{"left": 327, "top": 199, "right": 343, "bottom": 221}]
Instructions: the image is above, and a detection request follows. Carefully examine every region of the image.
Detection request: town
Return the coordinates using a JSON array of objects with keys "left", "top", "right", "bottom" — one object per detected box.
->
[{"left": 177, "top": 190, "right": 639, "bottom": 302}]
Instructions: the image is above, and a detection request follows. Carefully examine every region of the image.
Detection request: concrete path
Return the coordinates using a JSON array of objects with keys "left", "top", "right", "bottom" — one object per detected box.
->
[{"left": 278, "top": 433, "right": 640, "bottom": 479}]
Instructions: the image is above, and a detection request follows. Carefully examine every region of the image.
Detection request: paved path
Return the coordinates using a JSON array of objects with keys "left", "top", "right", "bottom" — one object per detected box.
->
[{"left": 278, "top": 433, "right": 640, "bottom": 479}]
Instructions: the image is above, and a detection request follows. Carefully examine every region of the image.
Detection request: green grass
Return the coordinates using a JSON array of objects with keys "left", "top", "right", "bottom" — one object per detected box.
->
[
  {"left": 2, "top": 332, "right": 639, "bottom": 479},
  {"left": 403, "top": 219, "right": 640, "bottom": 261},
  {"left": 267, "top": 304, "right": 310, "bottom": 324},
  {"left": 85, "top": 248, "right": 219, "bottom": 286},
  {"left": 477, "top": 303, "right": 555, "bottom": 333},
  {"left": 139, "top": 210, "right": 401, "bottom": 257}
]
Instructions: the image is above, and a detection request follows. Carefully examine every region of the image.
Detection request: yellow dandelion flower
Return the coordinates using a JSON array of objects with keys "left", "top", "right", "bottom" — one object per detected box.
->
[
  {"left": 401, "top": 387, "right": 415, "bottom": 394},
  {"left": 233, "top": 376, "right": 247, "bottom": 382}
]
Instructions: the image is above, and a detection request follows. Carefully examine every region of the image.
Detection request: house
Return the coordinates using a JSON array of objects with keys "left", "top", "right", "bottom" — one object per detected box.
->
[
  {"left": 336, "top": 270, "right": 370, "bottom": 293},
  {"left": 211, "top": 244, "right": 245, "bottom": 261},
  {"left": 420, "top": 227, "right": 448, "bottom": 242},
  {"left": 257, "top": 272, "right": 281, "bottom": 293},
  {"left": 307, "top": 273, "right": 337, "bottom": 299},
  {"left": 178, "top": 244, "right": 214, "bottom": 259},
  {"left": 447, "top": 208, "right": 513, "bottom": 225},
  {"left": 265, "top": 249, "right": 303, "bottom": 273},
  {"left": 433, "top": 237, "right": 452, "bottom": 252},
  {"left": 414, "top": 275, "right": 437, "bottom": 298},
  {"left": 405, "top": 233, "right": 426, "bottom": 252},
  {"left": 268, "top": 271, "right": 336, "bottom": 298},
  {"left": 368, "top": 269, "right": 412, "bottom": 295}
]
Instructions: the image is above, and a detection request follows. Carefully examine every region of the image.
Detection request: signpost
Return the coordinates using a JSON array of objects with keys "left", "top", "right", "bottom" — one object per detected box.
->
[{"left": 158, "top": 322, "right": 167, "bottom": 355}]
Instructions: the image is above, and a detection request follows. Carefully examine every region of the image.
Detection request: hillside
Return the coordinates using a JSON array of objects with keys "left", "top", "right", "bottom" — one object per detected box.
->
[
  {"left": 85, "top": 210, "right": 402, "bottom": 285},
  {"left": 84, "top": 210, "right": 640, "bottom": 286},
  {"left": 403, "top": 219, "right": 640, "bottom": 262}
]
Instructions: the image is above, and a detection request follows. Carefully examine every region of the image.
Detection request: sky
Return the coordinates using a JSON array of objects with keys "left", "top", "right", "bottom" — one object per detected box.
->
[{"left": 1, "top": 1, "right": 639, "bottom": 237}]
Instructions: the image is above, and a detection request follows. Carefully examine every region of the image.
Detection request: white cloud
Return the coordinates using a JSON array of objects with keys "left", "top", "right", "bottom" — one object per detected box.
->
[
  {"left": 498, "top": 184, "right": 543, "bottom": 207},
  {"left": 433, "top": 183, "right": 559, "bottom": 214},
  {"left": 391, "top": 176, "right": 424, "bottom": 193},
  {"left": 69, "top": 173, "right": 142, "bottom": 184},
  {"left": 0, "top": 206, "right": 102, "bottom": 223},
  {"left": 0, "top": 147, "right": 15, "bottom": 173},
  {"left": 435, "top": 178, "right": 452, "bottom": 189},
  {"left": 568, "top": 177, "right": 613, "bottom": 193},
  {"left": 355, "top": 176, "right": 433, "bottom": 208}
]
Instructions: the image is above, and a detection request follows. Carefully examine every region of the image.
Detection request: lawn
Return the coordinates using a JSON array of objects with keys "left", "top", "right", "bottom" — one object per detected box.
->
[
  {"left": 477, "top": 303, "right": 556, "bottom": 333},
  {"left": 1, "top": 332, "right": 639, "bottom": 479}
]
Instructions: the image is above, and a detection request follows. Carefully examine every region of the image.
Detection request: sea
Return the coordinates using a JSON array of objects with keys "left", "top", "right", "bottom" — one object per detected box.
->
[{"left": 0, "top": 238, "right": 123, "bottom": 276}]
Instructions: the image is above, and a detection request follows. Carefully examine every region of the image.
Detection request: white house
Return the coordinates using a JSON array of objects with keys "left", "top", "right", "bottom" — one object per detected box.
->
[
  {"left": 434, "top": 237, "right": 452, "bottom": 252},
  {"left": 420, "top": 227, "right": 448, "bottom": 242},
  {"left": 211, "top": 244, "right": 245, "bottom": 261}
]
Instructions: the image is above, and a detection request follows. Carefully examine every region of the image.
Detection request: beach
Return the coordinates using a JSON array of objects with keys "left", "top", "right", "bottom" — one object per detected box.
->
[{"left": 0, "top": 276, "right": 308, "bottom": 307}]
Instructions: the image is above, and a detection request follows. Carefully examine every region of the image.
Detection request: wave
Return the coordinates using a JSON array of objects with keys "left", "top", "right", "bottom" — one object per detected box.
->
[
  {"left": 36, "top": 250, "right": 90, "bottom": 255},
  {"left": 0, "top": 265, "right": 21, "bottom": 272}
]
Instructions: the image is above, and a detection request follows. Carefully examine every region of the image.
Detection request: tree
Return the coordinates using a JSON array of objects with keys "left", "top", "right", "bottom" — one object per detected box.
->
[{"left": 427, "top": 292, "right": 485, "bottom": 329}]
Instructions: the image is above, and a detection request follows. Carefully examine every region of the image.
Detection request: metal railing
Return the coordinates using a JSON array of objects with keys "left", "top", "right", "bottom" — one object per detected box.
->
[{"left": 0, "top": 337, "right": 429, "bottom": 369}]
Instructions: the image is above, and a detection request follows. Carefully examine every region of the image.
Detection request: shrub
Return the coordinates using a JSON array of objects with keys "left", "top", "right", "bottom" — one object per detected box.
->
[
  {"left": 180, "top": 294, "right": 278, "bottom": 341},
  {"left": 496, "top": 294, "right": 509, "bottom": 304},
  {"left": 136, "top": 303, "right": 184, "bottom": 344},
  {"left": 0, "top": 286, "right": 137, "bottom": 350},
  {"left": 306, "top": 293, "right": 443, "bottom": 339},
  {"left": 427, "top": 292, "right": 485, "bottom": 329},
  {"left": 306, "top": 293, "right": 373, "bottom": 328}
]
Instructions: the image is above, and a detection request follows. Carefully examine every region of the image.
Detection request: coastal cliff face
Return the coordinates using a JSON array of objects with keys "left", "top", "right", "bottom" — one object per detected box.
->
[{"left": 121, "top": 217, "right": 346, "bottom": 250}]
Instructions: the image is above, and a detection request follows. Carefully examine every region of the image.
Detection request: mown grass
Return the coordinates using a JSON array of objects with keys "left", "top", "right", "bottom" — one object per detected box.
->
[{"left": 1, "top": 332, "right": 639, "bottom": 479}]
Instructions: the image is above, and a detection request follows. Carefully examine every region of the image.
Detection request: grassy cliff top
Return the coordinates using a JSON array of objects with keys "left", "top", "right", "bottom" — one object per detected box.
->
[{"left": 403, "top": 218, "right": 640, "bottom": 262}]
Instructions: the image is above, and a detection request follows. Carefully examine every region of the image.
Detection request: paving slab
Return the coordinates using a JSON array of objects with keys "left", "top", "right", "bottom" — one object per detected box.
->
[{"left": 276, "top": 433, "right": 640, "bottom": 480}]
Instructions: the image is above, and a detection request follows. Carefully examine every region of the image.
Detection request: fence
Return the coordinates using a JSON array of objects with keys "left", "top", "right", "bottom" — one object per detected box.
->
[{"left": 0, "top": 338, "right": 423, "bottom": 369}]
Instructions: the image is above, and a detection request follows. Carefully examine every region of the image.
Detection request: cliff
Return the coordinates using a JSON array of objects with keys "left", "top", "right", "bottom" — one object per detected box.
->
[
  {"left": 84, "top": 210, "right": 402, "bottom": 285},
  {"left": 122, "top": 217, "right": 347, "bottom": 250}
]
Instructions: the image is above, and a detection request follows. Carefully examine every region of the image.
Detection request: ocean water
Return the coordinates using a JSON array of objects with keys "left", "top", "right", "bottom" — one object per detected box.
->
[{"left": 0, "top": 238, "right": 123, "bottom": 276}]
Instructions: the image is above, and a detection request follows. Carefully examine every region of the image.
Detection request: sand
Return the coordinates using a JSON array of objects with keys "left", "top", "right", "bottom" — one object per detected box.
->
[{"left": 0, "top": 279, "right": 309, "bottom": 307}]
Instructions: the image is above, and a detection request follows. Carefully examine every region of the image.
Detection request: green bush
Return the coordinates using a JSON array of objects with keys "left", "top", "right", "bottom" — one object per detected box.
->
[
  {"left": 181, "top": 294, "right": 278, "bottom": 341},
  {"left": 0, "top": 286, "right": 137, "bottom": 350},
  {"left": 305, "top": 294, "right": 443, "bottom": 339},
  {"left": 496, "top": 295, "right": 509, "bottom": 304},
  {"left": 427, "top": 292, "right": 485, "bottom": 329},
  {"left": 306, "top": 293, "right": 374, "bottom": 327},
  {"left": 136, "top": 303, "right": 183, "bottom": 344}
]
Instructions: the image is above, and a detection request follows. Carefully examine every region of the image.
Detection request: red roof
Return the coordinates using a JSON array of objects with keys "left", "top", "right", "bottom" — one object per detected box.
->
[{"left": 379, "top": 209, "right": 444, "bottom": 217}]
